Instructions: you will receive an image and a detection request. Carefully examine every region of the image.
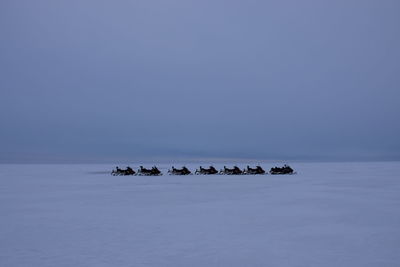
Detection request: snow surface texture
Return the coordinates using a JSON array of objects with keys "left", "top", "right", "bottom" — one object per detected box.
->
[{"left": 1, "top": 162, "right": 400, "bottom": 267}]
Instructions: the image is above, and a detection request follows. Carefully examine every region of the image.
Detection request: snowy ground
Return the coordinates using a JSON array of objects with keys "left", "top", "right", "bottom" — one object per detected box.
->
[{"left": 1, "top": 162, "right": 400, "bottom": 267}]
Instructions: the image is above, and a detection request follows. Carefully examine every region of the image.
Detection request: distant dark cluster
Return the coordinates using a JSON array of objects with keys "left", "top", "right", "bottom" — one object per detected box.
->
[{"left": 111, "top": 165, "right": 295, "bottom": 176}]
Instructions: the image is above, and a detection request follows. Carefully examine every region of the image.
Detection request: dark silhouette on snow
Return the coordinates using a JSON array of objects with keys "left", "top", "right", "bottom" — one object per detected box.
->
[
  {"left": 245, "top": 165, "right": 266, "bottom": 175},
  {"left": 195, "top": 166, "right": 218, "bottom": 175},
  {"left": 270, "top": 164, "right": 294, "bottom": 175},
  {"left": 137, "top": 166, "right": 162, "bottom": 176},
  {"left": 111, "top": 166, "right": 136, "bottom": 176},
  {"left": 168, "top": 166, "right": 192, "bottom": 175},
  {"left": 220, "top": 166, "right": 244, "bottom": 175}
]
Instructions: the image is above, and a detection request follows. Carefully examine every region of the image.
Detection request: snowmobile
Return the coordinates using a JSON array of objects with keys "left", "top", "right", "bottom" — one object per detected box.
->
[
  {"left": 168, "top": 166, "right": 192, "bottom": 175},
  {"left": 219, "top": 166, "right": 244, "bottom": 175},
  {"left": 244, "top": 165, "right": 266, "bottom": 175},
  {"left": 270, "top": 165, "right": 295, "bottom": 175},
  {"left": 195, "top": 166, "right": 218, "bottom": 175},
  {"left": 136, "top": 166, "right": 163, "bottom": 176},
  {"left": 111, "top": 166, "right": 136, "bottom": 176}
]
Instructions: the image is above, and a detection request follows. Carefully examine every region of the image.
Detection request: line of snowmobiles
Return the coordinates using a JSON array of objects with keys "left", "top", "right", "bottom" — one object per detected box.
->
[{"left": 111, "top": 165, "right": 295, "bottom": 176}]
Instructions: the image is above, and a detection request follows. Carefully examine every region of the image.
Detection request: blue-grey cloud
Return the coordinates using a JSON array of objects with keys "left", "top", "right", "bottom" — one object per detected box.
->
[{"left": 1, "top": 0, "right": 399, "bottom": 162}]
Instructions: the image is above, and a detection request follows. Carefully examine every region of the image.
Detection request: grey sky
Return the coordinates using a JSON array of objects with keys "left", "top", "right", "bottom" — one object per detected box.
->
[{"left": 1, "top": 0, "right": 399, "bottom": 162}]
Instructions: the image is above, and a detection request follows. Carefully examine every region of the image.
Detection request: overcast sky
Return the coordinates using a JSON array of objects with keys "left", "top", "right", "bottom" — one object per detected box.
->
[{"left": 1, "top": 0, "right": 399, "bottom": 163}]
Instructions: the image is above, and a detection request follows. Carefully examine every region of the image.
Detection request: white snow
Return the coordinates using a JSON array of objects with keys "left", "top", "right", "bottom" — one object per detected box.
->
[{"left": 1, "top": 162, "right": 400, "bottom": 267}]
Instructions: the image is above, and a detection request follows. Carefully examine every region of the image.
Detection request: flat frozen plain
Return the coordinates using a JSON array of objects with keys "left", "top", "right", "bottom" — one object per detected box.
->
[{"left": 1, "top": 162, "right": 400, "bottom": 267}]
